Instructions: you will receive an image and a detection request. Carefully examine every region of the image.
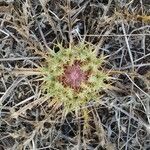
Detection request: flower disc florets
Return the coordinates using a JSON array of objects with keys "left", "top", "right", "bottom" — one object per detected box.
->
[
  {"left": 41, "top": 43, "right": 110, "bottom": 112},
  {"left": 59, "top": 60, "right": 90, "bottom": 92}
]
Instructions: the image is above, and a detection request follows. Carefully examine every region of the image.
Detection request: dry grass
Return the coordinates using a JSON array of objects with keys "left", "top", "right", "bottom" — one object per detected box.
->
[{"left": 0, "top": 0, "right": 150, "bottom": 150}]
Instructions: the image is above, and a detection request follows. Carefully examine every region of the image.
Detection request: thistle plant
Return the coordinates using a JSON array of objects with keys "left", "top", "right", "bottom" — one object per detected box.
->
[{"left": 40, "top": 43, "right": 110, "bottom": 113}]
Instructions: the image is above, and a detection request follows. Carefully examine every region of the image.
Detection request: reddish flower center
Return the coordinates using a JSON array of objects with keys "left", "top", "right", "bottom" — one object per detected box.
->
[
  {"left": 58, "top": 61, "right": 89, "bottom": 91},
  {"left": 70, "top": 68, "right": 80, "bottom": 80}
]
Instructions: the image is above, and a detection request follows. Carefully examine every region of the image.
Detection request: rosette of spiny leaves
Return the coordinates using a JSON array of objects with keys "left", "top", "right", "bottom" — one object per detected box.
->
[{"left": 41, "top": 43, "right": 111, "bottom": 113}]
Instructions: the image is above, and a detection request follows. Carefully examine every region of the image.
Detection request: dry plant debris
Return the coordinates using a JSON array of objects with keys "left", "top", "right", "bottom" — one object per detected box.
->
[{"left": 0, "top": 0, "right": 150, "bottom": 150}]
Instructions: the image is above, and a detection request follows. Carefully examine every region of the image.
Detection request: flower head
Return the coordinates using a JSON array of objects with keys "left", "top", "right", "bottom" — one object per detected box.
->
[{"left": 41, "top": 43, "right": 110, "bottom": 112}]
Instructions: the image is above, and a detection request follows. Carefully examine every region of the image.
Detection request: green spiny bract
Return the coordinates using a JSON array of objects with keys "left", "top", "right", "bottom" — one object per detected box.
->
[{"left": 40, "top": 43, "right": 110, "bottom": 113}]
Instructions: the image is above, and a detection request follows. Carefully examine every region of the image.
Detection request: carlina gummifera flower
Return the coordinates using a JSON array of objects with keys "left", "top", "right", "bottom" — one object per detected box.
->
[{"left": 40, "top": 43, "right": 110, "bottom": 113}]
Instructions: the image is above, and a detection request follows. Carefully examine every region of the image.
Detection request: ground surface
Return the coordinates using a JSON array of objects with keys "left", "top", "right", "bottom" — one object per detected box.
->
[{"left": 0, "top": 0, "right": 150, "bottom": 150}]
